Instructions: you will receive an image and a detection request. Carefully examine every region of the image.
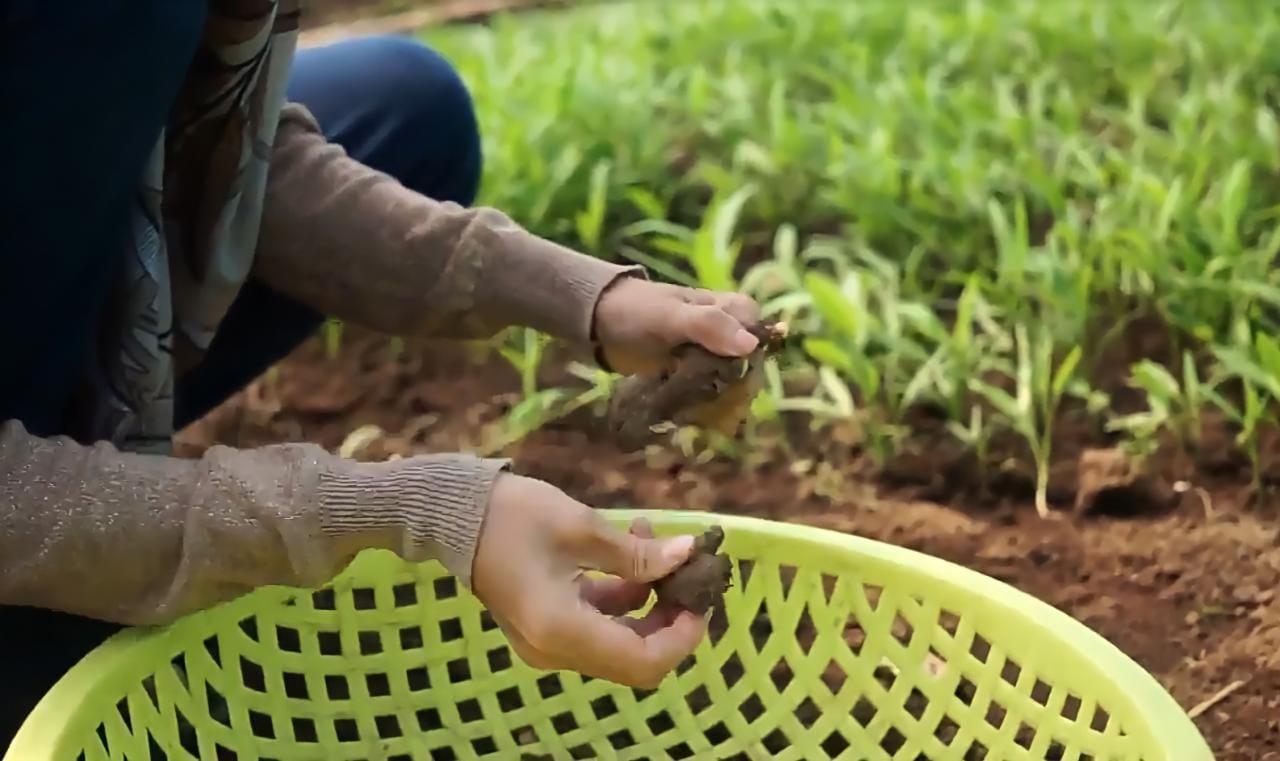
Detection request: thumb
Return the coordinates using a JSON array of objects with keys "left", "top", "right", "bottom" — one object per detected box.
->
[{"left": 586, "top": 526, "right": 696, "bottom": 583}]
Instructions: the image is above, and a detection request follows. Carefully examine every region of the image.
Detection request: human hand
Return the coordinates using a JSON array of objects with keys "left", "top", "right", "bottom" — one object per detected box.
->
[
  {"left": 470, "top": 473, "right": 708, "bottom": 688},
  {"left": 593, "top": 278, "right": 761, "bottom": 376}
]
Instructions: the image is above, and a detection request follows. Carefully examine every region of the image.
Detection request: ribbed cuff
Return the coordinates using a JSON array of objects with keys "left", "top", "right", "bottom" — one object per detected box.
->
[
  {"left": 475, "top": 223, "right": 646, "bottom": 343},
  {"left": 318, "top": 454, "right": 510, "bottom": 588}
]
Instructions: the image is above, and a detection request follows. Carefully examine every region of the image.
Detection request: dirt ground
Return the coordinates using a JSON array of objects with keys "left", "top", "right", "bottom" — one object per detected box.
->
[{"left": 176, "top": 329, "right": 1280, "bottom": 760}]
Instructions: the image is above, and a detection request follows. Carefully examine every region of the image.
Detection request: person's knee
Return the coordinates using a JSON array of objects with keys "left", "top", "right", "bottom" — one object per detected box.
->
[{"left": 365, "top": 36, "right": 483, "bottom": 204}]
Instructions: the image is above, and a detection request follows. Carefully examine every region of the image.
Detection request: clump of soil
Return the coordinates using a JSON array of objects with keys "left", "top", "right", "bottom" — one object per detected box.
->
[
  {"left": 607, "top": 322, "right": 787, "bottom": 451},
  {"left": 1075, "top": 447, "right": 1176, "bottom": 517},
  {"left": 654, "top": 526, "right": 732, "bottom": 614}
]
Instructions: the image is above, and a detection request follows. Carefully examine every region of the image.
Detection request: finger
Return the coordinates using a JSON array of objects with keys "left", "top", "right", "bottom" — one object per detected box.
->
[
  {"left": 671, "top": 303, "right": 758, "bottom": 357},
  {"left": 557, "top": 606, "right": 707, "bottom": 688},
  {"left": 713, "top": 292, "right": 761, "bottom": 327},
  {"left": 618, "top": 603, "right": 684, "bottom": 637},
  {"left": 577, "top": 514, "right": 695, "bottom": 583},
  {"left": 629, "top": 517, "right": 654, "bottom": 539},
  {"left": 492, "top": 612, "right": 558, "bottom": 671},
  {"left": 579, "top": 576, "right": 652, "bottom": 616}
]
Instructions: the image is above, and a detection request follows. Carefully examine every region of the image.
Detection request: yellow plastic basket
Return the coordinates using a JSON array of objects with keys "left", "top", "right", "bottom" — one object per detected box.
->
[{"left": 8, "top": 511, "right": 1211, "bottom": 760}]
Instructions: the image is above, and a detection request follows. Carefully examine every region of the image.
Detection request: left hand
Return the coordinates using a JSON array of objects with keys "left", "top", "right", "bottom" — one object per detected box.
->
[{"left": 593, "top": 278, "right": 762, "bottom": 375}]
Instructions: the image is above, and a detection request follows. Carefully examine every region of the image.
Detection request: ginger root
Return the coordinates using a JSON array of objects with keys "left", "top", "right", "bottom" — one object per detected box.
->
[
  {"left": 606, "top": 321, "right": 787, "bottom": 451},
  {"left": 653, "top": 526, "right": 732, "bottom": 615}
]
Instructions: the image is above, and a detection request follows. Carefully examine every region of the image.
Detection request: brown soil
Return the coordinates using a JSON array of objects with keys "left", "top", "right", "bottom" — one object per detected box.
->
[{"left": 176, "top": 328, "right": 1280, "bottom": 760}]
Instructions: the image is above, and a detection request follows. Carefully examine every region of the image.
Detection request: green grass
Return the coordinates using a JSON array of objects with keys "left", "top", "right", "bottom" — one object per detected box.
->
[{"left": 422, "top": 0, "right": 1280, "bottom": 506}]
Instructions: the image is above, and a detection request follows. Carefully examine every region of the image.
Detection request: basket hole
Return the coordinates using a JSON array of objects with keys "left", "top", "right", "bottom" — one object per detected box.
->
[
  {"left": 722, "top": 650, "right": 745, "bottom": 687},
  {"left": 439, "top": 618, "right": 464, "bottom": 642},
  {"left": 292, "top": 717, "right": 317, "bottom": 743},
  {"left": 318, "top": 631, "right": 342, "bottom": 656},
  {"left": 667, "top": 741, "right": 694, "bottom": 759},
  {"left": 769, "top": 661, "right": 793, "bottom": 691},
  {"left": 353, "top": 587, "right": 377, "bottom": 610},
  {"left": 249, "top": 710, "right": 275, "bottom": 739},
  {"left": 359, "top": 631, "right": 383, "bottom": 655},
  {"left": 284, "top": 672, "right": 309, "bottom": 700},
  {"left": 591, "top": 695, "right": 618, "bottom": 719},
  {"left": 551, "top": 711, "right": 578, "bottom": 734},
  {"left": 862, "top": 583, "right": 885, "bottom": 612},
  {"left": 1031, "top": 678, "right": 1053, "bottom": 706},
  {"left": 275, "top": 626, "right": 301, "bottom": 653},
  {"left": 393, "top": 582, "right": 417, "bottom": 607},
  {"left": 844, "top": 623, "right": 867, "bottom": 655},
  {"left": 170, "top": 654, "right": 189, "bottom": 688},
  {"left": 569, "top": 745, "right": 594, "bottom": 759},
  {"left": 389, "top": 755, "right": 412, "bottom": 761},
  {"left": 685, "top": 684, "right": 711, "bottom": 714},
  {"left": 957, "top": 676, "right": 978, "bottom": 706},
  {"left": 749, "top": 609, "right": 773, "bottom": 643},
  {"left": 538, "top": 674, "right": 563, "bottom": 698},
  {"left": 376, "top": 714, "right": 403, "bottom": 738},
  {"left": 821, "top": 729, "right": 850, "bottom": 757},
  {"left": 447, "top": 658, "right": 471, "bottom": 683},
  {"left": 202, "top": 636, "right": 222, "bottom": 666},
  {"left": 905, "top": 686, "right": 930, "bottom": 720},
  {"left": 458, "top": 698, "right": 483, "bottom": 723},
  {"left": 367, "top": 673, "right": 391, "bottom": 697},
  {"left": 417, "top": 707, "right": 443, "bottom": 732},
  {"left": 488, "top": 646, "right": 512, "bottom": 673},
  {"left": 821, "top": 656, "right": 847, "bottom": 692},
  {"left": 312, "top": 588, "right": 336, "bottom": 610},
  {"left": 763, "top": 728, "right": 789, "bottom": 754},
  {"left": 430, "top": 748, "right": 458, "bottom": 761},
  {"left": 1000, "top": 658, "right": 1022, "bottom": 687},
  {"left": 335, "top": 717, "right": 359, "bottom": 742},
  {"left": 736, "top": 558, "right": 755, "bottom": 586},
  {"left": 325, "top": 674, "right": 350, "bottom": 700},
  {"left": 1090, "top": 706, "right": 1111, "bottom": 733},
  {"left": 890, "top": 610, "right": 915, "bottom": 645},
  {"left": 94, "top": 723, "right": 108, "bottom": 752},
  {"left": 205, "top": 684, "right": 230, "bottom": 727},
  {"left": 853, "top": 696, "right": 877, "bottom": 727},
  {"left": 938, "top": 608, "right": 962, "bottom": 636},
  {"left": 739, "top": 693, "right": 765, "bottom": 722},
  {"left": 933, "top": 714, "right": 960, "bottom": 745},
  {"left": 608, "top": 729, "right": 636, "bottom": 749},
  {"left": 647, "top": 710, "right": 676, "bottom": 736},
  {"left": 797, "top": 697, "right": 820, "bottom": 728},
  {"left": 116, "top": 698, "right": 132, "bottom": 731},
  {"left": 238, "top": 617, "right": 259, "bottom": 641},
  {"left": 433, "top": 577, "right": 458, "bottom": 600},
  {"left": 984, "top": 702, "right": 1008, "bottom": 731},
  {"left": 471, "top": 737, "right": 498, "bottom": 755},
  {"left": 675, "top": 653, "right": 698, "bottom": 676},
  {"left": 498, "top": 686, "right": 524, "bottom": 711},
  {"left": 479, "top": 610, "right": 499, "bottom": 631},
  {"left": 881, "top": 725, "right": 906, "bottom": 754},
  {"left": 1062, "top": 693, "right": 1082, "bottom": 721},
  {"left": 240, "top": 657, "right": 266, "bottom": 692},
  {"left": 1015, "top": 721, "right": 1036, "bottom": 749},
  {"left": 970, "top": 632, "right": 992, "bottom": 663},
  {"left": 142, "top": 675, "right": 159, "bottom": 705},
  {"left": 820, "top": 572, "right": 839, "bottom": 604},
  {"left": 215, "top": 744, "right": 238, "bottom": 761},
  {"left": 704, "top": 721, "right": 730, "bottom": 746},
  {"left": 407, "top": 666, "right": 431, "bottom": 691},
  {"left": 963, "top": 740, "right": 990, "bottom": 759},
  {"left": 146, "top": 734, "right": 168, "bottom": 761},
  {"left": 794, "top": 606, "right": 817, "bottom": 654},
  {"left": 399, "top": 626, "right": 424, "bottom": 650}
]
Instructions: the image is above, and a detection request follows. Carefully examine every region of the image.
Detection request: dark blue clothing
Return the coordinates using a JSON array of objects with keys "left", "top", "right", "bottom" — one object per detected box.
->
[{"left": 0, "top": 25, "right": 483, "bottom": 749}]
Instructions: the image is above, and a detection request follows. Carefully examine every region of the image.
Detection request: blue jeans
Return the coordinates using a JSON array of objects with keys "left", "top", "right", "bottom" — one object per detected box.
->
[{"left": 0, "top": 16, "right": 483, "bottom": 747}]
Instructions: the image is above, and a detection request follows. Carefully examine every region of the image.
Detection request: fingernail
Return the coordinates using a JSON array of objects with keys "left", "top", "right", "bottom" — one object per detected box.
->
[
  {"left": 732, "top": 328, "right": 759, "bottom": 354},
  {"left": 663, "top": 535, "right": 696, "bottom": 565}
]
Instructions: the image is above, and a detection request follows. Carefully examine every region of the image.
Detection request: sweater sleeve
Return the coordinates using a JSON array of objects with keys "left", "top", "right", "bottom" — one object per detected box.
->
[
  {"left": 252, "top": 103, "right": 643, "bottom": 342},
  {"left": 0, "top": 419, "right": 507, "bottom": 626}
]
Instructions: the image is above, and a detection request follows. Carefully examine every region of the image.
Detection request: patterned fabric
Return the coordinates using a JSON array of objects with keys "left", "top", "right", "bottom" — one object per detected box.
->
[{"left": 81, "top": 0, "right": 302, "bottom": 453}]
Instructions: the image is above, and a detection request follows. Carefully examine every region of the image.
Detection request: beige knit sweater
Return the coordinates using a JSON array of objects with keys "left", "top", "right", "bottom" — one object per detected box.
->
[{"left": 0, "top": 104, "right": 639, "bottom": 627}]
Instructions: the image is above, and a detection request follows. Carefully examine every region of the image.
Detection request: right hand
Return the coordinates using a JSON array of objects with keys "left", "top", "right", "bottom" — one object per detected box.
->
[{"left": 471, "top": 473, "right": 708, "bottom": 688}]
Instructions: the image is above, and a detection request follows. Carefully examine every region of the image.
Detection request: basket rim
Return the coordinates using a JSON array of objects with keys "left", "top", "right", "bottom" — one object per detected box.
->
[{"left": 7, "top": 510, "right": 1213, "bottom": 761}]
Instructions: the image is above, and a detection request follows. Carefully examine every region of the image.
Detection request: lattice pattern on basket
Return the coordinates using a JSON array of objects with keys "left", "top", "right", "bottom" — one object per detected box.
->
[{"left": 71, "top": 551, "right": 1148, "bottom": 761}]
